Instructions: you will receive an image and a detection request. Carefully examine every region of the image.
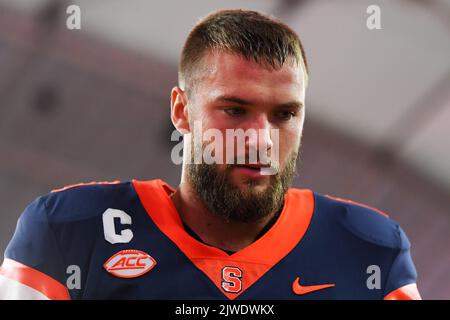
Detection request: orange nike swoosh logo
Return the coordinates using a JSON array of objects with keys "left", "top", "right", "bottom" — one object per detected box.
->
[{"left": 292, "top": 277, "right": 335, "bottom": 295}]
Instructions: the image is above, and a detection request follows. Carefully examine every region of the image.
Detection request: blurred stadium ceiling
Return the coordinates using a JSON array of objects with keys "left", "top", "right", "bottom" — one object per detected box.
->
[{"left": 1, "top": 0, "right": 450, "bottom": 191}]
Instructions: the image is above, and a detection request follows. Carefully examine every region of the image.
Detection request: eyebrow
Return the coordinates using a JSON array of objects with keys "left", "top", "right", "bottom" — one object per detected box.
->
[
  {"left": 214, "top": 95, "right": 303, "bottom": 110},
  {"left": 215, "top": 95, "right": 252, "bottom": 106}
]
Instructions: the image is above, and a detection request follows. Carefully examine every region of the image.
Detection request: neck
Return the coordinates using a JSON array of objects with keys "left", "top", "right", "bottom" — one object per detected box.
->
[{"left": 170, "top": 180, "right": 279, "bottom": 253}]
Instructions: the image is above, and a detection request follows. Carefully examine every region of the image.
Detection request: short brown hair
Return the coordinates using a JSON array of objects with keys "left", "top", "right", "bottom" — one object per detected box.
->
[{"left": 179, "top": 9, "right": 309, "bottom": 96}]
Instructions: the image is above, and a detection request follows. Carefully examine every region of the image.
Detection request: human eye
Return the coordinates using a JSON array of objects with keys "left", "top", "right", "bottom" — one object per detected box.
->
[
  {"left": 224, "top": 106, "right": 246, "bottom": 117},
  {"left": 274, "top": 110, "right": 296, "bottom": 121}
]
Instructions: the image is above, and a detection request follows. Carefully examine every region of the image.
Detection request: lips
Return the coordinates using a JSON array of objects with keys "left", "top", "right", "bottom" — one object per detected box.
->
[
  {"left": 236, "top": 164, "right": 271, "bottom": 169},
  {"left": 232, "top": 164, "right": 271, "bottom": 178}
]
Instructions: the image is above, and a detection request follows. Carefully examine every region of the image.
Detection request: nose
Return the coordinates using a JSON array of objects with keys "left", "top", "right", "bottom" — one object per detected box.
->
[{"left": 244, "top": 113, "right": 273, "bottom": 160}]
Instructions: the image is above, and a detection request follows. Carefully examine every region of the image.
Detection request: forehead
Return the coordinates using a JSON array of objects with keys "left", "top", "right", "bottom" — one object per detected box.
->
[{"left": 195, "top": 51, "right": 305, "bottom": 103}]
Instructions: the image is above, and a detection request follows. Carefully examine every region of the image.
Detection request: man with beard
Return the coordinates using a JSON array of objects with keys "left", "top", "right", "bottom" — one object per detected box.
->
[{"left": 0, "top": 9, "right": 420, "bottom": 300}]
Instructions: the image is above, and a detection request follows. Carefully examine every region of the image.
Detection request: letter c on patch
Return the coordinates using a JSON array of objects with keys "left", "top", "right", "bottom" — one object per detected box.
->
[{"left": 102, "top": 208, "right": 133, "bottom": 244}]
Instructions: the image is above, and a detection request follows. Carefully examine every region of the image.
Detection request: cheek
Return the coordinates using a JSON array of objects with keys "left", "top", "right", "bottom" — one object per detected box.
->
[
  {"left": 292, "top": 114, "right": 305, "bottom": 145},
  {"left": 197, "top": 120, "right": 236, "bottom": 165},
  {"left": 202, "top": 113, "right": 238, "bottom": 161},
  {"left": 278, "top": 127, "right": 302, "bottom": 162},
  {"left": 197, "top": 109, "right": 228, "bottom": 132}
]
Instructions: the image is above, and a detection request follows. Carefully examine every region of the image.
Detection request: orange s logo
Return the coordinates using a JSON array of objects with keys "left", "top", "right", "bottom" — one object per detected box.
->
[{"left": 221, "top": 266, "right": 242, "bottom": 293}]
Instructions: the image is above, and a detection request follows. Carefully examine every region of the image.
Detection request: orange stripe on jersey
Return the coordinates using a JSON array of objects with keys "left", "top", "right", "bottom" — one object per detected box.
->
[
  {"left": 51, "top": 180, "right": 121, "bottom": 193},
  {"left": 324, "top": 195, "right": 389, "bottom": 218},
  {"left": 133, "top": 179, "right": 315, "bottom": 300},
  {"left": 0, "top": 258, "right": 70, "bottom": 300},
  {"left": 384, "top": 283, "right": 422, "bottom": 300}
]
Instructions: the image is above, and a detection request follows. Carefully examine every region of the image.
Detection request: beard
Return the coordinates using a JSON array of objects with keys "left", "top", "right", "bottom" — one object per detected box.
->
[{"left": 186, "top": 150, "right": 299, "bottom": 223}]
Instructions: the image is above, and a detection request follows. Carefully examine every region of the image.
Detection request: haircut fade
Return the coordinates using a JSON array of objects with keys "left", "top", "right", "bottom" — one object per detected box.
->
[{"left": 179, "top": 9, "right": 309, "bottom": 96}]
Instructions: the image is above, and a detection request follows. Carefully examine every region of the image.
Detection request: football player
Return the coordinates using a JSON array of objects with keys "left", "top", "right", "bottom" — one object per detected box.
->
[{"left": 0, "top": 9, "right": 420, "bottom": 300}]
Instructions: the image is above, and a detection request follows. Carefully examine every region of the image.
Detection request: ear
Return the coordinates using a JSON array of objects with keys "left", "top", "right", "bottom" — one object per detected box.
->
[{"left": 170, "top": 86, "right": 190, "bottom": 134}]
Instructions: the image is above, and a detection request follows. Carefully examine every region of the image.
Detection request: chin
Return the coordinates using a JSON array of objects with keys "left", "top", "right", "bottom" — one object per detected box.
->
[{"left": 236, "top": 179, "right": 270, "bottom": 193}]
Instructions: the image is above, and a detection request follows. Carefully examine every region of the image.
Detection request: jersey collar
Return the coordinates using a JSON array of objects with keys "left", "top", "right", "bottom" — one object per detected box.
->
[{"left": 133, "top": 179, "right": 314, "bottom": 299}]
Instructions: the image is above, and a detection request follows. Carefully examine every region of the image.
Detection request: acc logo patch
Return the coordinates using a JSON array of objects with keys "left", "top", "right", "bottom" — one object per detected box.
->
[{"left": 103, "top": 249, "right": 156, "bottom": 278}]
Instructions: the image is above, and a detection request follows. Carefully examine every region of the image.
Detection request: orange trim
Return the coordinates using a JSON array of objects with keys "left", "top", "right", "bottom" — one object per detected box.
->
[
  {"left": 384, "top": 283, "right": 421, "bottom": 300},
  {"left": 324, "top": 195, "right": 389, "bottom": 218},
  {"left": 0, "top": 258, "right": 70, "bottom": 300},
  {"left": 132, "top": 179, "right": 315, "bottom": 299},
  {"left": 51, "top": 180, "right": 121, "bottom": 193}
]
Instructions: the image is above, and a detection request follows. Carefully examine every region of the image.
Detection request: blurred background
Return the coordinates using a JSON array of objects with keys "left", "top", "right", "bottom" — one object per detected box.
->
[{"left": 0, "top": 0, "right": 449, "bottom": 299}]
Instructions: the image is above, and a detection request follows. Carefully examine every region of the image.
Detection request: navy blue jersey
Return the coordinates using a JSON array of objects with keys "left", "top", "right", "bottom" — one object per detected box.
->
[{"left": 0, "top": 179, "right": 420, "bottom": 299}]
